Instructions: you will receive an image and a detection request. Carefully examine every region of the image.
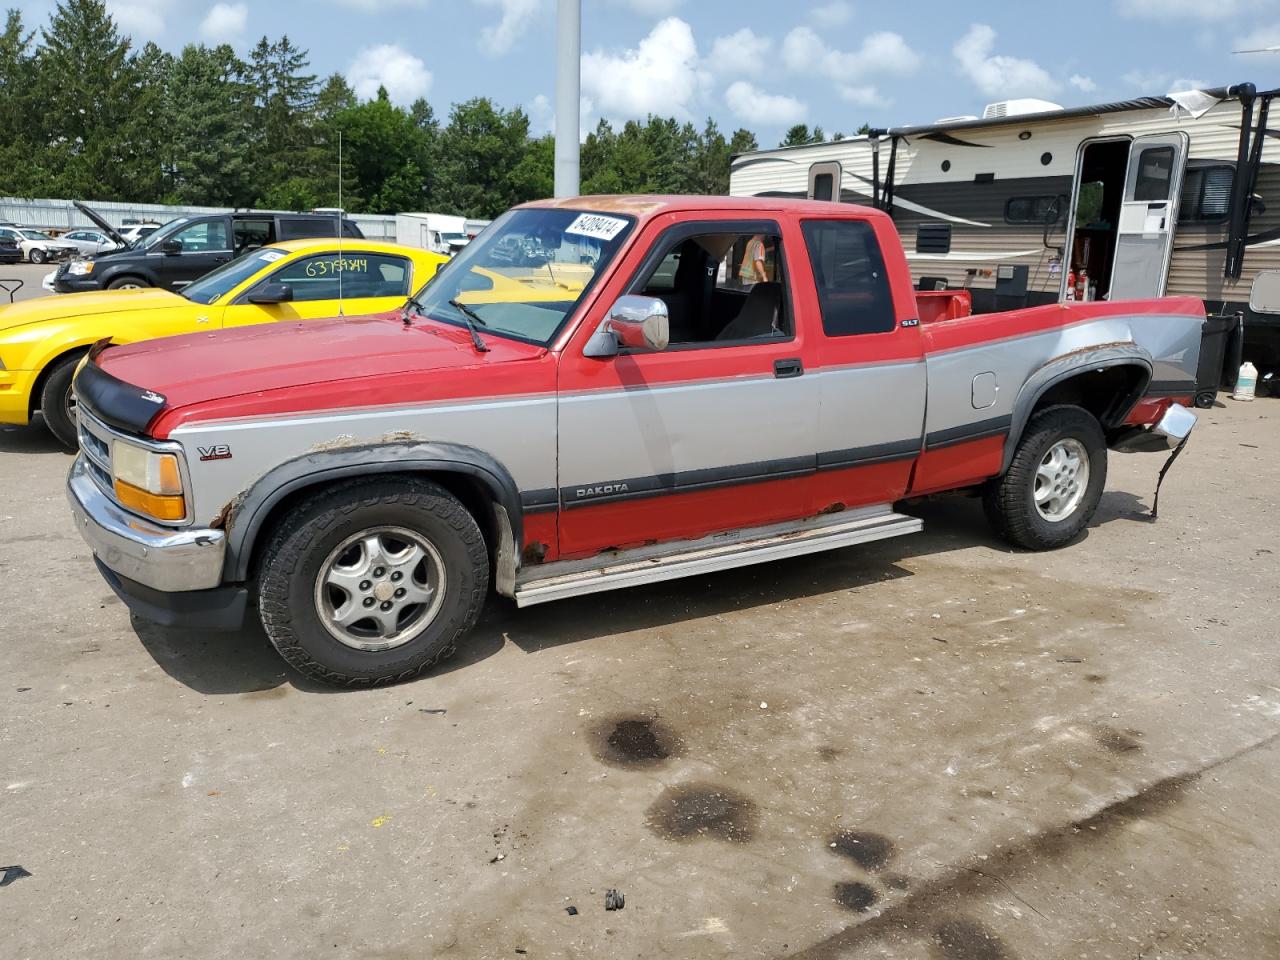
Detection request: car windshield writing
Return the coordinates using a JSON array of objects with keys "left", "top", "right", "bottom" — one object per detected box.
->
[
  {"left": 411, "top": 208, "right": 634, "bottom": 345},
  {"left": 182, "top": 248, "right": 283, "bottom": 305}
]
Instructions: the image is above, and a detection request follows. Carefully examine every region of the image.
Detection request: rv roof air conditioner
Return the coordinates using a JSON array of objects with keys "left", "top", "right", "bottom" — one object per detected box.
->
[{"left": 982, "top": 99, "right": 1064, "bottom": 119}]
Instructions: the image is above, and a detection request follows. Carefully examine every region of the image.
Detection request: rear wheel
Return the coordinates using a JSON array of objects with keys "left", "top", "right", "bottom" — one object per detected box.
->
[
  {"left": 28, "top": 248, "right": 45, "bottom": 264},
  {"left": 983, "top": 406, "right": 1107, "bottom": 550},
  {"left": 107, "top": 276, "right": 146, "bottom": 290},
  {"left": 39, "top": 353, "right": 84, "bottom": 449},
  {"left": 257, "top": 478, "right": 489, "bottom": 686}
]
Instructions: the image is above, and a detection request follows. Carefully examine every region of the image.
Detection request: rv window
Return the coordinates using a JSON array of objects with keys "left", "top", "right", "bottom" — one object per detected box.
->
[
  {"left": 812, "top": 173, "right": 834, "bottom": 202},
  {"left": 1005, "top": 196, "right": 1064, "bottom": 224},
  {"left": 1179, "top": 166, "right": 1234, "bottom": 223},
  {"left": 1133, "top": 146, "right": 1175, "bottom": 202},
  {"left": 801, "top": 219, "right": 896, "bottom": 337}
]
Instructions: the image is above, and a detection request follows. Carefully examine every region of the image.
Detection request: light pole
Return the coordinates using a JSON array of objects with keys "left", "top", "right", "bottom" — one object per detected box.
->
[{"left": 554, "top": 0, "right": 581, "bottom": 197}]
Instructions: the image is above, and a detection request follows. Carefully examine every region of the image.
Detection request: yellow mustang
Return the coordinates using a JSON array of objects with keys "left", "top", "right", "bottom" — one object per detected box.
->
[{"left": 0, "top": 239, "right": 445, "bottom": 446}]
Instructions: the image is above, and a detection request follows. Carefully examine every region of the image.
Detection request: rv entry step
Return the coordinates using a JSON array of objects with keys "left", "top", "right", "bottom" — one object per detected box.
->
[{"left": 513, "top": 505, "right": 922, "bottom": 607}]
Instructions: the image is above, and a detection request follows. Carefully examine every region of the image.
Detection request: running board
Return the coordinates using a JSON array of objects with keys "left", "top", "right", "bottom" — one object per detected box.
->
[{"left": 513, "top": 505, "right": 922, "bottom": 608}]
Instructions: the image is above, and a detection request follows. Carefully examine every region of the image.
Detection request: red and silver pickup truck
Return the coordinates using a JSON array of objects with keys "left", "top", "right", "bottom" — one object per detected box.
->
[{"left": 67, "top": 196, "right": 1202, "bottom": 686}]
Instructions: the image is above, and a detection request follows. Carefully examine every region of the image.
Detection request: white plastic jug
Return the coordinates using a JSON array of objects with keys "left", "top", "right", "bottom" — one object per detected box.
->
[{"left": 1232, "top": 362, "right": 1258, "bottom": 402}]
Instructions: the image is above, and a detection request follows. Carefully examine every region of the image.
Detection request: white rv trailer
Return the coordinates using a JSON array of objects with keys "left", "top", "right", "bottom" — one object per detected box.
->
[{"left": 730, "top": 83, "right": 1280, "bottom": 368}]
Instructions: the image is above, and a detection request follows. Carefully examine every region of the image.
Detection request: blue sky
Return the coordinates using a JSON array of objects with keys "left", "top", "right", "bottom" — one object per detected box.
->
[{"left": 11, "top": 0, "right": 1280, "bottom": 143}]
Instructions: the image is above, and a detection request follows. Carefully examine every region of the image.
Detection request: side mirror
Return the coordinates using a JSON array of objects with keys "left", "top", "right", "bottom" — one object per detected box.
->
[
  {"left": 584, "top": 295, "right": 670, "bottom": 357},
  {"left": 161, "top": 239, "right": 183, "bottom": 255},
  {"left": 247, "top": 281, "right": 293, "bottom": 305},
  {"left": 1249, "top": 270, "right": 1280, "bottom": 315}
]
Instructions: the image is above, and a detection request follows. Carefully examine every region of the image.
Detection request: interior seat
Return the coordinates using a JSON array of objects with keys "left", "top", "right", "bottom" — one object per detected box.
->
[{"left": 715, "top": 282, "right": 782, "bottom": 341}]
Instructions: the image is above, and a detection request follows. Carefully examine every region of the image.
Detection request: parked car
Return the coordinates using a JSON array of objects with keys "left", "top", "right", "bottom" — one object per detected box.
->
[
  {"left": 0, "top": 239, "right": 444, "bottom": 446},
  {"left": 0, "top": 232, "right": 20, "bottom": 264},
  {"left": 50, "top": 202, "right": 365, "bottom": 293},
  {"left": 0, "top": 226, "right": 78, "bottom": 264},
  {"left": 66, "top": 196, "right": 1206, "bottom": 686},
  {"left": 61, "top": 229, "right": 122, "bottom": 256}
]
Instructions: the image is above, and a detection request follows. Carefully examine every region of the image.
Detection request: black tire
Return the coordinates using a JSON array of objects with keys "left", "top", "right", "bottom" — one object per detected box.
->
[
  {"left": 1194, "top": 390, "right": 1217, "bottom": 409},
  {"left": 28, "top": 247, "right": 45, "bottom": 264},
  {"left": 983, "top": 405, "right": 1107, "bottom": 550},
  {"left": 39, "top": 353, "right": 84, "bottom": 449},
  {"left": 106, "top": 276, "right": 147, "bottom": 290},
  {"left": 258, "top": 478, "right": 489, "bottom": 686}
]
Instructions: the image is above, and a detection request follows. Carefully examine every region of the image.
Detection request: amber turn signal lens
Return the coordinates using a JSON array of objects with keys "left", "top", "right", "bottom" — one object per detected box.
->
[{"left": 114, "top": 478, "right": 186, "bottom": 521}]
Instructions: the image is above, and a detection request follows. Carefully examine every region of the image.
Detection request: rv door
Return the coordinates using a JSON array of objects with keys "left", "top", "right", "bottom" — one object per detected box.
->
[
  {"left": 1109, "top": 132, "right": 1188, "bottom": 300},
  {"left": 808, "top": 162, "right": 842, "bottom": 202}
]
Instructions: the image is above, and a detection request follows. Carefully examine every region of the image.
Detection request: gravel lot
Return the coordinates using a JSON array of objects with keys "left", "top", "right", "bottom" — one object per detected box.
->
[{"left": 1, "top": 310, "right": 1277, "bottom": 957}]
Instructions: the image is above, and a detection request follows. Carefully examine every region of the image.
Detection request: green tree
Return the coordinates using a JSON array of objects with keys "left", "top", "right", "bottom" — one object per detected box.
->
[
  {"left": 0, "top": 11, "right": 43, "bottom": 195},
  {"left": 333, "top": 87, "right": 429, "bottom": 213},
  {"left": 436, "top": 97, "right": 535, "bottom": 217},
  {"left": 164, "top": 43, "right": 254, "bottom": 206},
  {"left": 247, "top": 35, "right": 317, "bottom": 207},
  {"left": 779, "top": 123, "right": 825, "bottom": 148}
]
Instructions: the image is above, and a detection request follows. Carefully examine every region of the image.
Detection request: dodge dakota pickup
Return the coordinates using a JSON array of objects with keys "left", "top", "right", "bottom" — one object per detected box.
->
[{"left": 66, "top": 196, "right": 1203, "bottom": 686}]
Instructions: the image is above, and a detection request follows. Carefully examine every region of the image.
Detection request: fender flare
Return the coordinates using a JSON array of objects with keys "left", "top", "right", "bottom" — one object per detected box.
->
[
  {"left": 1001, "top": 346, "right": 1153, "bottom": 474},
  {"left": 220, "top": 441, "right": 524, "bottom": 588},
  {"left": 96, "top": 262, "right": 158, "bottom": 287}
]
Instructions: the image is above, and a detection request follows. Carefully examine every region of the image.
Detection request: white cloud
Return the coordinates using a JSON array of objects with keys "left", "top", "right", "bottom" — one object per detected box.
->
[
  {"left": 1119, "top": 0, "right": 1267, "bottom": 17},
  {"left": 708, "top": 28, "right": 771, "bottom": 77},
  {"left": 199, "top": 3, "right": 247, "bottom": 44},
  {"left": 331, "top": 0, "right": 427, "bottom": 7},
  {"left": 781, "top": 27, "right": 920, "bottom": 81},
  {"left": 1234, "top": 25, "right": 1280, "bottom": 53},
  {"left": 1120, "top": 68, "right": 1207, "bottom": 93},
  {"left": 1069, "top": 74, "right": 1097, "bottom": 93},
  {"left": 812, "top": 0, "right": 853, "bottom": 25},
  {"left": 839, "top": 84, "right": 886, "bottom": 107},
  {"left": 724, "top": 80, "right": 806, "bottom": 125},
  {"left": 605, "top": 0, "right": 684, "bottom": 13},
  {"left": 475, "top": 0, "right": 544, "bottom": 57},
  {"left": 953, "top": 24, "right": 1059, "bottom": 98},
  {"left": 105, "top": 0, "right": 174, "bottom": 39},
  {"left": 346, "top": 44, "right": 433, "bottom": 105},
  {"left": 581, "top": 17, "right": 708, "bottom": 121}
]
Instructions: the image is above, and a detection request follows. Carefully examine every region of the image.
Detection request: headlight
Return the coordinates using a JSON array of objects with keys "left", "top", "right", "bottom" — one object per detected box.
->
[
  {"left": 68, "top": 260, "right": 94, "bottom": 275},
  {"left": 111, "top": 440, "right": 186, "bottom": 521}
]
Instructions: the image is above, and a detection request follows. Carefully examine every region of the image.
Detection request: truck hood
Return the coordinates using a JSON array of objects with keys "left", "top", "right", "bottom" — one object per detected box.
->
[
  {"left": 0, "top": 288, "right": 183, "bottom": 334},
  {"left": 95, "top": 312, "right": 547, "bottom": 424}
]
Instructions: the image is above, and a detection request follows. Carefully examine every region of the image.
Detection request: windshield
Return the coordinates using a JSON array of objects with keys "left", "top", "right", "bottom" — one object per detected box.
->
[
  {"left": 181, "top": 247, "right": 284, "bottom": 305},
  {"left": 21, "top": 230, "right": 53, "bottom": 240},
  {"left": 138, "top": 218, "right": 186, "bottom": 250},
  {"left": 411, "top": 208, "right": 634, "bottom": 345}
]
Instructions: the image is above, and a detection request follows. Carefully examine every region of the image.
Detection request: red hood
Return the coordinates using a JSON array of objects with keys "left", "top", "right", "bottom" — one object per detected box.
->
[{"left": 97, "top": 312, "right": 549, "bottom": 435}]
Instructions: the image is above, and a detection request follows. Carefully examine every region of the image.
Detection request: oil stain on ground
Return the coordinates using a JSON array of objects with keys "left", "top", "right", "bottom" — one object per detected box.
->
[
  {"left": 932, "top": 917, "right": 1011, "bottom": 960},
  {"left": 592, "top": 715, "right": 684, "bottom": 768},
  {"left": 646, "top": 782, "right": 757, "bottom": 843},
  {"left": 829, "top": 830, "right": 894, "bottom": 871},
  {"left": 832, "top": 881, "right": 879, "bottom": 913}
]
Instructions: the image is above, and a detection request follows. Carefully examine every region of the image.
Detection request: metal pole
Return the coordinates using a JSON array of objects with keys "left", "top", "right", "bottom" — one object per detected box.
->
[{"left": 553, "top": 0, "right": 581, "bottom": 198}]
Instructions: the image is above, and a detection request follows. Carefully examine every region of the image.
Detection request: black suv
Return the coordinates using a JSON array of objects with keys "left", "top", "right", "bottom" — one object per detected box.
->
[{"left": 52, "top": 202, "right": 363, "bottom": 293}]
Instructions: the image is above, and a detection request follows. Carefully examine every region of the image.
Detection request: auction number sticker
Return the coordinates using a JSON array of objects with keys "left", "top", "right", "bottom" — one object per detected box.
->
[
  {"left": 260, "top": 250, "right": 285, "bottom": 262},
  {"left": 564, "top": 213, "right": 628, "bottom": 241}
]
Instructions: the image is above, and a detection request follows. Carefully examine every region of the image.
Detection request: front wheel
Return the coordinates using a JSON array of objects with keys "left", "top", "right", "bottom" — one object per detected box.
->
[
  {"left": 28, "top": 248, "right": 45, "bottom": 264},
  {"left": 983, "top": 406, "right": 1107, "bottom": 550},
  {"left": 39, "top": 353, "right": 85, "bottom": 449},
  {"left": 257, "top": 478, "right": 489, "bottom": 686},
  {"left": 107, "top": 276, "right": 147, "bottom": 290}
]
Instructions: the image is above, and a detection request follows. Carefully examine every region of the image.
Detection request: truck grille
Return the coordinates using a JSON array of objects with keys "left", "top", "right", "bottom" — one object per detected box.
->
[{"left": 77, "top": 409, "right": 115, "bottom": 494}]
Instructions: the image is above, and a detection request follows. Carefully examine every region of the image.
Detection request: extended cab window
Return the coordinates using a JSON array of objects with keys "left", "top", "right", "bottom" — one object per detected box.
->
[
  {"left": 633, "top": 229, "right": 791, "bottom": 345},
  {"left": 234, "top": 219, "right": 275, "bottom": 254},
  {"left": 801, "top": 219, "right": 896, "bottom": 336},
  {"left": 254, "top": 253, "right": 412, "bottom": 302}
]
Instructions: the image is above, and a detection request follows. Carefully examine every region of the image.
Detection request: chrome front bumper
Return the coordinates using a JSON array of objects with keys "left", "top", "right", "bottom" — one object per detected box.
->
[{"left": 67, "top": 456, "right": 225, "bottom": 592}]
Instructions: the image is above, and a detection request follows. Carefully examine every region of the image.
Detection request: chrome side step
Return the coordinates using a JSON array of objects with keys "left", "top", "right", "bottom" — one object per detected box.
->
[{"left": 513, "top": 504, "right": 921, "bottom": 608}]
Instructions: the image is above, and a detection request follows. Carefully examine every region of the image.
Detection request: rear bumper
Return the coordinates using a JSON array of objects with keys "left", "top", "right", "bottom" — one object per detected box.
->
[
  {"left": 68, "top": 457, "right": 246, "bottom": 629},
  {"left": 1111, "top": 402, "right": 1197, "bottom": 453}
]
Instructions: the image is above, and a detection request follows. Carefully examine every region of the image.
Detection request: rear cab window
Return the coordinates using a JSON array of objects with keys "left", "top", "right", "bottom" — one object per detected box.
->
[{"left": 800, "top": 219, "right": 896, "bottom": 336}]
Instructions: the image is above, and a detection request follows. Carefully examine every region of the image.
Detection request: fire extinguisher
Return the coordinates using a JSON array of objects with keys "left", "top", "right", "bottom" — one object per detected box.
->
[
  {"left": 1065, "top": 269, "right": 1077, "bottom": 301},
  {"left": 1076, "top": 268, "right": 1088, "bottom": 302}
]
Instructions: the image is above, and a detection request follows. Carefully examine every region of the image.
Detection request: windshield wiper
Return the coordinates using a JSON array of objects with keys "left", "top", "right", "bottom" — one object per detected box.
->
[
  {"left": 401, "top": 292, "right": 425, "bottom": 325},
  {"left": 448, "top": 298, "right": 490, "bottom": 354}
]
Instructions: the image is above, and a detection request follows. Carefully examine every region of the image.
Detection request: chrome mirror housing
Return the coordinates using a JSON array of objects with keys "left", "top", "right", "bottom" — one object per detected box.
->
[{"left": 584, "top": 295, "right": 670, "bottom": 357}]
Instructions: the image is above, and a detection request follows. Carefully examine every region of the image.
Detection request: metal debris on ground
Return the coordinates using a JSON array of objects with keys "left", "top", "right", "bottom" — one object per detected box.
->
[
  {"left": 1, "top": 865, "right": 32, "bottom": 887},
  {"left": 419, "top": 708, "right": 448, "bottom": 715},
  {"left": 1056, "top": 656, "right": 1084, "bottom": 663},
  {"left": 604, "top": 889, "right": 625, "bottom": 911},
  {"left": 565, "top": 905, "right": 578, "bottom": 916}
]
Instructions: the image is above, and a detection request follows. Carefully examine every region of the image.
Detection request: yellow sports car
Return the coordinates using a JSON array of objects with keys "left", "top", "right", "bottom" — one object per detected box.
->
[{"left": 0, "top": 239, "right": 445, "bottom": 446}]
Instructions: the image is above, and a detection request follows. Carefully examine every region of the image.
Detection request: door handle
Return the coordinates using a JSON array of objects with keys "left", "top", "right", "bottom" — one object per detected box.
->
[{"left": 774, "top": 358, "right": 803, "bottom": 379}]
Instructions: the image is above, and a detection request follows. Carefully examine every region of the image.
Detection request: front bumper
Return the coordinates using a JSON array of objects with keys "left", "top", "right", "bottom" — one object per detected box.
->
[
  {"left": 0, "top": 369, "right": 36, "bottom": 425},
  {"left": 52, "top": 275, "right": 101, "bottom": 294},
  {"left": 68, "top": 457, "right": 247, "bottom": 629}
]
